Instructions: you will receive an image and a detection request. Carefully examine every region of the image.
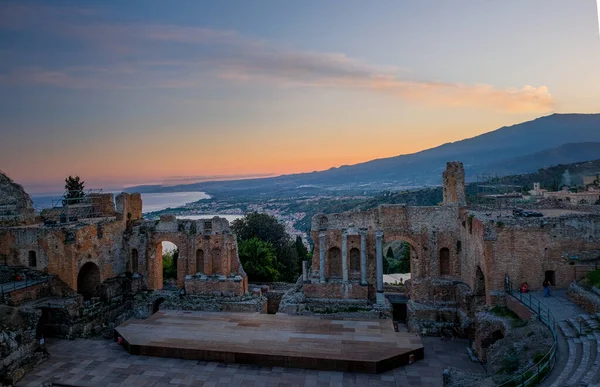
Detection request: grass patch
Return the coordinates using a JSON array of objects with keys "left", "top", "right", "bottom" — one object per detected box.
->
[{"left": 585, "top": 270, "right": 600, "bottom": 288}]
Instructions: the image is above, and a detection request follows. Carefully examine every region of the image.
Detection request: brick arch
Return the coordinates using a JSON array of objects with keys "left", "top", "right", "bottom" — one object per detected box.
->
[
  {"left": 147, "top": 235, "right": 188, "bottom": 290},
  {"left": 77, "top": 261, "right": 101, "bottom": 300},
  {"left": 382, "top": 234, "right": 423, "bottom": 278}
]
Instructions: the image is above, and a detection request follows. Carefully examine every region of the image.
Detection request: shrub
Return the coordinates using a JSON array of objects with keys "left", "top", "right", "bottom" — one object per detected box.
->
[{"left": 585, "top": 270, "right": 600, "bottom": 288}]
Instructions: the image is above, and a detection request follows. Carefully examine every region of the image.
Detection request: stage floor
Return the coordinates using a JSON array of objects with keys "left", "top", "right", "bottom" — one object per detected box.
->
[{"left": 115, "top": 310, "right": 424, "bottom": 373}]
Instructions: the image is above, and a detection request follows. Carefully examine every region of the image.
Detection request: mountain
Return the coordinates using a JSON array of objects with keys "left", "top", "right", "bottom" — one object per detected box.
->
[
  {"left": 126, "top": 113, "right": 600, "bottom": 194},
  {"left": 475, "top": 142, "right": 600, "bottom": 176}
]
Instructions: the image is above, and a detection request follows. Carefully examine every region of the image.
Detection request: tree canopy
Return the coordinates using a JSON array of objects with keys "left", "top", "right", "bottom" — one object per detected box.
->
[
  {"left": 63, "top": 175, "right": 85, "bottom": 205},
  {"left": 232, "top": 212, "right": 301, "bottom": 282},
  {"left": 238, "top": 238, "right": 280, "bottom": 282}
]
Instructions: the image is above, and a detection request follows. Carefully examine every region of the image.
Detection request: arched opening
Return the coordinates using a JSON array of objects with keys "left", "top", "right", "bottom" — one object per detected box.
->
[
  {"left": 196, "top": 249, "right": 205, "bottom": 274},
  {"left": 382, "top": 240, "right": 412, "bottom": 277},
  {"left": 545, "top": 270, "right": 556, "bottom": 286},
  {"left": 77, "top": 262, "right": 101, "bottom": 300},
  {"left": 158, "top": 241, "right": 179, "bottom": 289},
  {"left": 474, "top": 266, "right": 486, "bottom": 300},
  {"left": 131, "top": 249, "right": 139, "bottom": 273},
  {"left": 211, "top": 248, "right": 221, "bottom": 275},
  {"left": 349, "top": 247, "right": 361, "bottom": 279},
  {"left": 439, "top": 248, "right": 450, "bottom": 276},
  {"left": 152, "top": 297, "right": 165, "bottom": 314},
  {"left": 28, "top": 250, "right": 37, "bottom": 268},
  {"left": 328, "top": 247, "right": 342, "bottom": 279}
]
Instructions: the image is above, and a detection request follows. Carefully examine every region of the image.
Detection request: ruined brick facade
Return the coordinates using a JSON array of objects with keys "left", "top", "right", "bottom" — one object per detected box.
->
[
  {"left": 0, "top": 190, "right": 247, "bottom": 297},
  {"left": 307, "top": 162, "right": 600, "bottom": 316}
]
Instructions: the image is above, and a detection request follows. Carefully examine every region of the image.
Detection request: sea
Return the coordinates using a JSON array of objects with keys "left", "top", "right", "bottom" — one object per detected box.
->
[{"left": 32, "top": 191, "right": 211, "bottom": 214}]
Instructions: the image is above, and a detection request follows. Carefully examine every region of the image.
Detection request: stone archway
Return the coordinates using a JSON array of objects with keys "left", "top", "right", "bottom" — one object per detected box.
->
[
  {"left": 474, "top": 266, "right": 486, "bottom": 299},
  {"left": 77, "top": 262, "right": 101, "bottom": 300}
]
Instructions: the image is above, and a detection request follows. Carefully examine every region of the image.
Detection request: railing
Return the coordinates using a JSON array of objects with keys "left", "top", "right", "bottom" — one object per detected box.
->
[
  {"left": 497, "top": 280, "right": 557, "bottom": 387},
  {"left": 0, "top": 275, "right": 52, "bottom": 303}
]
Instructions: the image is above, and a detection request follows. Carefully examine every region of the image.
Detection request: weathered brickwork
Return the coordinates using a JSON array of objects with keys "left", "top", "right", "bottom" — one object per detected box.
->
[
  {"left": 0, "top": 194, "right": 247, "bottom": 298},
  {"left": 305, "top": 161, "right": 600, "bottom": 328}
]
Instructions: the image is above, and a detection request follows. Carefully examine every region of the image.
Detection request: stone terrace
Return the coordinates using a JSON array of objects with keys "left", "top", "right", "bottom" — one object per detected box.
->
[{"left": 17, "top": 336, "right": 485, "bottom": 387}]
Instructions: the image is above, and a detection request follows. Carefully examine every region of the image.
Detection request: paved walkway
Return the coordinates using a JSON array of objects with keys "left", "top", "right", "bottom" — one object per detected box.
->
[
  {"left": 18, "top": 336, "right": 485, "bottom": 387},
  {"left": 526, "top": 288, "right": 586, "bottom": 387}
]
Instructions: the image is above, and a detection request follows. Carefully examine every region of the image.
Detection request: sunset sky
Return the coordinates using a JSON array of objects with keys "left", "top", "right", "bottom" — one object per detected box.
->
[{"left": 1, "top": 0, "right": 599, "bottom": 193}]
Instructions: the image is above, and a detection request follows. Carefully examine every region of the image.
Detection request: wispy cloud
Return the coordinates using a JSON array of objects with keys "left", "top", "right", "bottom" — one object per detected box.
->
[{"left": 0, "top": 3, "right": 554, "bottom": 114}]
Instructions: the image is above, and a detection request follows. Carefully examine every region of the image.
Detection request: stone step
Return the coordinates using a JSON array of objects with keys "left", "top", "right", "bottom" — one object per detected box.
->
[
  {"left": 560, "top": 321, "right": 577, "bottom": 338},
  {"left": 581, "top": 314, "right": 600, "bottom": 331},
  {"left": 550, "top": 337, "right": 579, "bottom": 387},
  {"left": 566, "top": 337, "right": 591, "bottom": 387},
  {"left": 569, "top": 317, "right": 588, "bottom": 337},
  {"left": 580, "top": 334, "right": 600, "bottom": 387}
]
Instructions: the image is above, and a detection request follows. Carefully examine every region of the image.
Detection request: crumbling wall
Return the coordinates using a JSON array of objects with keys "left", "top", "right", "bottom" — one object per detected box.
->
[
  {"left": 116, "top": 192, "right": 142, "bottom": 221},
  {"left": 309, "top": 204, "right": 461, "bottom": 303},
  {"left": 0, "top": 304, "right": 45, "bottom": 385},
  {"left": 442, "top": 161, "right": 466, "bottom": 207},
  {"left": 567, "top": 282, "right": 600, "bottom": 314},
  {"left": 0, "top": 171, "right": 36, "bottom": 227},
  {"left": 484, "top": 214, "right": 600, "bottom": 292},
  {"left": 127, "top": 216, "right": 248, "bottom": 294}
]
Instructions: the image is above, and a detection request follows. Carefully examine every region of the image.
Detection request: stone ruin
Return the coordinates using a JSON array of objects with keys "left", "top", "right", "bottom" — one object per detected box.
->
[
  {"left": 0, "top": 171, "right": 36, "bottom": 226},
  {"left": 285, "top": 161, "right": 600, "bottom": 359},
  {"left": 0, "top": 171, "right": 250, "bottom": 383},
  {"left": 2, "top": 162, "right": 600, "bottom": 383}
]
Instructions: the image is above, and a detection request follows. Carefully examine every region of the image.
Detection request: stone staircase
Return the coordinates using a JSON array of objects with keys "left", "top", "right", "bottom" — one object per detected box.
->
[{"left": 551, "top": 314, "right": 600, "bottom": 387}]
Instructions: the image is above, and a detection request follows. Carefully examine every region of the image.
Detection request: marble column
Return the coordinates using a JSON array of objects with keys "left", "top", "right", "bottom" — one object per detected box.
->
[
  {"left": 376, "top": 231, "right": 384, "bottom": 301},
  {"left": 319, "top": 231, "right": 326, "bottom": 283},
  {"left": 360, "top": 229, "right": 367, "bottom": 285},
  {"left": 342, "top": 230, "right": 348, "bottom": 283},
  {"left": 302, "top": 261, "right": 309, "bottom": 282}
]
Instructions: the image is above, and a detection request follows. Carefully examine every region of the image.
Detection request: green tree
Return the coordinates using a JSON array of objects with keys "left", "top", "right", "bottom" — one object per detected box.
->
[
  {"left": 232, "top": 212, "right": 299, "bottom": 282},
  {"left": 162, "top": 248, "right": 178, "bottom": 280},
  {"left": 63, "top": 175, "right": 85, "bottom": 205},
  {"left": 238, "top": 238, "right": 280, "bottom": 282},
  {"left": 294, "top": 235, "right": 310, "bottom": 272},
  {"left": 398, "top": 242, "right": 411, "bottom": 273}
]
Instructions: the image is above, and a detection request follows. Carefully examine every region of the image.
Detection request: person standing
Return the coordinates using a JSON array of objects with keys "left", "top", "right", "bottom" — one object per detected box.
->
[{"left": 543, "top": 279, "right": 551, "bottom": 297}]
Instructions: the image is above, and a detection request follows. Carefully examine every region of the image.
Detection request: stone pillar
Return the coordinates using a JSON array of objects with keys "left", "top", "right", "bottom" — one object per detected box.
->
[
  {"left": 376, "top": 231, "right": 384, "bottom": 303},
  {"left": 360, "top": 229, "right": 367, "bottom": 285},
  {"left": 319, "top": 231, "right": 326, "bottom": 283},
  {"left": 342, "top": 230, "right": 348, "bottom": 283},
  {"left": 302, "top": 261, "right": 309, "bottom": 282}
]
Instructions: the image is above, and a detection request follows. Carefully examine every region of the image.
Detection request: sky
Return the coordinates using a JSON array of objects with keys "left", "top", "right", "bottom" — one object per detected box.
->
[{"left": 1, "top": 1, "right": 599, "bottom": 194}]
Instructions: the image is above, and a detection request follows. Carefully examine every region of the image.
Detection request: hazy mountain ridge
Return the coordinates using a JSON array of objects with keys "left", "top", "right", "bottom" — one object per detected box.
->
[{"left": 126, "top": 113, "right": 600, "bottom": 194}]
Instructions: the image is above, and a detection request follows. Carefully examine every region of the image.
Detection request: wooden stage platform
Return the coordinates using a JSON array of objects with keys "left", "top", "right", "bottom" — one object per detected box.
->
[{"left": 115, "top": 310, "right": 424, "bottom": 373}]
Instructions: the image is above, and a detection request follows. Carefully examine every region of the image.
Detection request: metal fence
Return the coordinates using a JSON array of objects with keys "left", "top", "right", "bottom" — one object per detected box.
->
[
  {"left": 0, "top": 275, "right": 52, "bottom": 303},
  {"left": 497, "top": 280, "right": 557, "bottom": 387}
]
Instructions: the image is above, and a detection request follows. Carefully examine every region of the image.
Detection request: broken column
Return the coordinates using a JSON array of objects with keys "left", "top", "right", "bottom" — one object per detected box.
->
[
  {"left": 319, "top": 231, "right": 326, "bottom": 283},
  {"left": 442, "top": 161, "right": 466, "bottom": 206},
  {"left": 376, "top": 230, "right": 384, "bottom": 303}
]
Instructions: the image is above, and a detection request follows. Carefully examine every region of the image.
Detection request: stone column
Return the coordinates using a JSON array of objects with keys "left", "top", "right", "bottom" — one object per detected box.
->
[
  {"left": 302, "top": 261, "right": 309, "bottom": 282},
  {"left": 342, "top": 230, "right": 348, "bottom": 283},
  {"left": 360, "top": 229, "right": 367, "bottom": 285},
  {"left": 376, "top": 231, "right": 384, "bottom": 303},
  {"left": 319, "top": 231, "right": 326, "bottom": 283}
]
